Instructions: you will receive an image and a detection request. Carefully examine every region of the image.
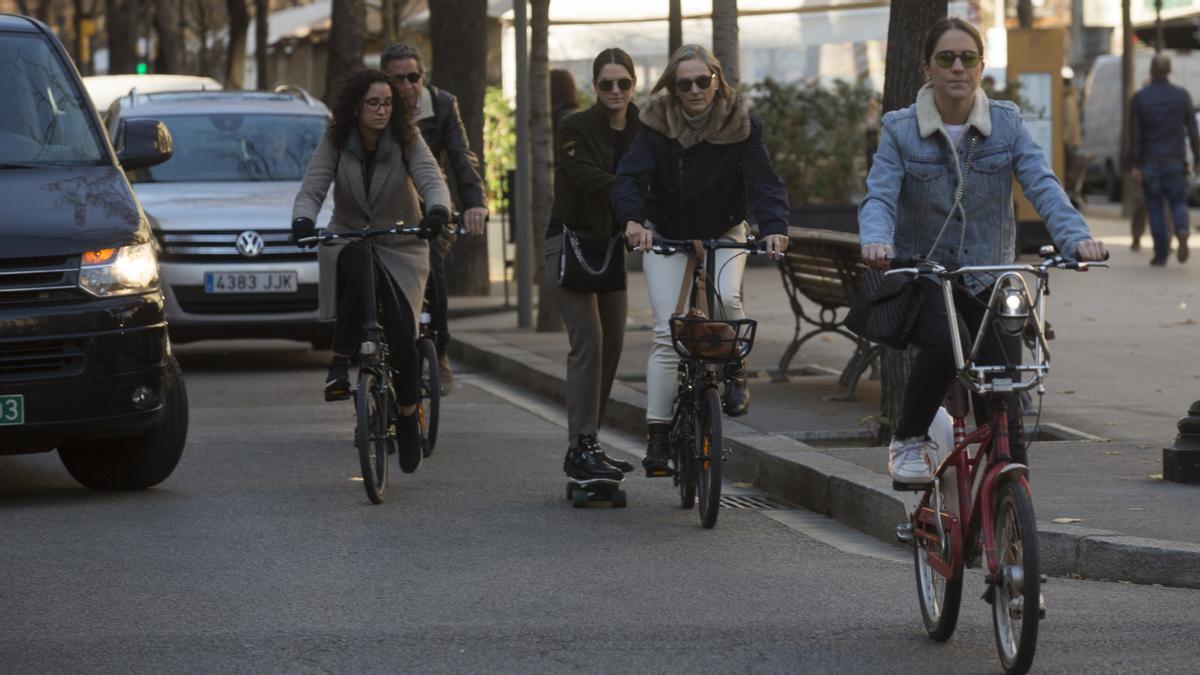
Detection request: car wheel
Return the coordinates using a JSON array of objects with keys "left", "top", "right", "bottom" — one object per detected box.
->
[{"left": 59, "top": 356, "right": 189, "bottom": 490}]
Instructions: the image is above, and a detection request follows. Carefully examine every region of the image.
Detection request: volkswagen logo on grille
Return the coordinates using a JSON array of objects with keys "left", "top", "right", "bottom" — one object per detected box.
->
[{"left": 236, "top": 230, "right": 265, "bottom": 257}]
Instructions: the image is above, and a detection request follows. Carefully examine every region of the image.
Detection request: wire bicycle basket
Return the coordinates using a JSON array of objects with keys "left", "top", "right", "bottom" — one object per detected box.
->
[{"left": 669, "top": 313, "right": 757, "bottom": 363}]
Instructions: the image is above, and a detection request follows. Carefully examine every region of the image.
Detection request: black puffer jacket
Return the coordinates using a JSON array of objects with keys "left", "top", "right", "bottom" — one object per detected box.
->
[
  {"left": 548, "top": 102, "right": 641, "bottom": 244},
  {"left": 613, "top": 91, "right": 789, "bottom": 240}
]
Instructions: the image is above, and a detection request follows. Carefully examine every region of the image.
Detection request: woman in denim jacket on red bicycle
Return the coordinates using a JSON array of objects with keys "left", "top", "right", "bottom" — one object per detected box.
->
[{"left": 858, "top": 18, "right": 1107, "bottom": 486}]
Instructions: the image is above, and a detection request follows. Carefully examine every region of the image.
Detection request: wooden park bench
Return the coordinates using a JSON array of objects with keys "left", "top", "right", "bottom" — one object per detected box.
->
[{"left": 772, "top": 227, "right": 879, "bottom": 400}]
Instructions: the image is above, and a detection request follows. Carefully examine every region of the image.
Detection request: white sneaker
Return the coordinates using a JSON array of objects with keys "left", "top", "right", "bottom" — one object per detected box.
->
[{"left": 889, "top": 436, "right": 933, "bottom": 485}]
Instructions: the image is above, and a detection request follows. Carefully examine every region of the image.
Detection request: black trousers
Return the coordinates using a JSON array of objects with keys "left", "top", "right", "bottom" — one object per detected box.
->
[
  {"left": 424, "top": 243, "right": 450, "bottom": 356},
  {"left": 333, "top": 244, "right": 418, "bottom": 406},
  {"left": 894, "top": 277, "right": 1026, "bottom": 463}
]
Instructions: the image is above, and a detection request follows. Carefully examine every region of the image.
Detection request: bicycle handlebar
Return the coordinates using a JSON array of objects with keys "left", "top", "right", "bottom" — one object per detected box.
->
[
  {"left": 297, "top": 221, "right": 468, "bottom": 246},
  {"left": 645, "top": 235, "right": 769, "bottom": 256},
  {"left": 884, "top": 252, "right": 1109, "bottom": 278}
]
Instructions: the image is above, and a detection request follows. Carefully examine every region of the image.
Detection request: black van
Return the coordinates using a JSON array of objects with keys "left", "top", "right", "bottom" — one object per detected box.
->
[{"left": 0, "top": 14, "right": 187, "bottom": 489}]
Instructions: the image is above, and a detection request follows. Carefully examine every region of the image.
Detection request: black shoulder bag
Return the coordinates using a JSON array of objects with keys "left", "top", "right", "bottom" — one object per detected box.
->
[
  {"left": 557, "top": 226, "right": 627, "bottom": 293},
  {"left": 846, "top": 133, "right": 977, "bottom": 349}
]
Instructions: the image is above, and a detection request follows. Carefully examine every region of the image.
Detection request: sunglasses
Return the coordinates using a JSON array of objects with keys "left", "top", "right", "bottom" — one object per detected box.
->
[
  {"left": 363, "top": 98, "right": 393, "bottom": 111},
  {"left": 674, "top": 74, "right": 714, "bottom": 93},
  {"left": 393, "top": 72, "right": 422, "bottom": 83},
  {"left": 598, "top": 78, "right": 633, "bottom": 92},
  {"left": 933, "top": 50, "right": 981, "bottom": 69}
]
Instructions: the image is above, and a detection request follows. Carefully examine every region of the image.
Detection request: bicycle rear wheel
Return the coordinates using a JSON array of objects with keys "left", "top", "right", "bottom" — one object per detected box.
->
[
  {"left": 991, "top": 479, "right": 1040, "bottom": 675},
  {"left": 696, "top": 386, "right": 723, "bottom": 529},
  {"left": 672, "top": 406, "right": 696, "bottom": 509},
  {"left": 355, "top": 370, "right": 389, "bottom": 504},
  {"left": 417, "top": 338, "right": 440, "bottom": 458},
  {"left": 913, "top": 502, "right": 963, "bottom": 641}
]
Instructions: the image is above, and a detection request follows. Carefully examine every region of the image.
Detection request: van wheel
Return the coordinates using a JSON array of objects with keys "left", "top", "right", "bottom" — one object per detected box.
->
[{"left": 59, "top": 356, "right": 189, "bottom": 490}]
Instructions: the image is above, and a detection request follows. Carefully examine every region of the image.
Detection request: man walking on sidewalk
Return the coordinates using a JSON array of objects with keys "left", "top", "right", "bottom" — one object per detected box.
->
[
  {"left": 1130, "top": 53, "right": 1200, "bottom": 266},
  {"left": 381, "top": 43, "right": 490, "bottom": 393}
]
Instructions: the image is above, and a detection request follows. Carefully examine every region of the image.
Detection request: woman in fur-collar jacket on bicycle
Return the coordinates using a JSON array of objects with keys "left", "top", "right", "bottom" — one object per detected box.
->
[
  {"left": 858, "top": 18, "right": 1106, "bottom": 487},
  {"left": 614, "top": 44, "right": 790, "bottom": 477},
  {"left": 292, "top": 68, "right": 451, "bottom": 469}
]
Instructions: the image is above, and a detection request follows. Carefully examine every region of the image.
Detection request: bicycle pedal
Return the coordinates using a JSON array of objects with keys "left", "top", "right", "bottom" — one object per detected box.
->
[
  {"left": 324, "top": 388, "right": 351, "bottom": 402},
  {"left": 892, "top": 480, "right": 930, "bottom": 492},
  {"left": 895, "top": 522, "right": 914, "bottom": 544},
  {"left": 644, "top": 466, "right": 673, "bottom": 478}
]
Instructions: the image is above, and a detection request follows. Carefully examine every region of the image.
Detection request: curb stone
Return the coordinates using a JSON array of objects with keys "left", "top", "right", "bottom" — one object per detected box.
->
[{"left": 450, "top": 331, "right": 1200, "bottom": 590}]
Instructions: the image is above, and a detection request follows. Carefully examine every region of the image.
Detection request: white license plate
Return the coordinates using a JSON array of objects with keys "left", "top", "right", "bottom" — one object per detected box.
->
[
  {"left": 204, "top": 271, "right": 298, "bottom": 294},
  {"left": 0, "top": 394, "right": 23, "bottom": 426}
]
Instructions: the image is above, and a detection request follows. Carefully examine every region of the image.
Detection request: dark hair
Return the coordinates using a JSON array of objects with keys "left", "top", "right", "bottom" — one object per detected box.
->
[
  {"left": 326, "top": 67, "right": 415, "bottom": 151},
  {"left": 550, "top": 69, "right": 578, "bottom": 110},
  {"left": 922, "top": 17, "right": 985, "bottom": 65},
  {"left": 380, "top": 43, "right": 423, "bottom": 73},
  {"left": 591, "top": 47, "right": 636, "bottom": 83}
]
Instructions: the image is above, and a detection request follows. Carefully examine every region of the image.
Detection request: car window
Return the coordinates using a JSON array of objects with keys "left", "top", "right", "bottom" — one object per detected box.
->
[
  {"left": 0, "top": 33, "right": 105, "bottom": 164},
  {"left": 126, "top": 114, "right": 326, "bottom": 182}
]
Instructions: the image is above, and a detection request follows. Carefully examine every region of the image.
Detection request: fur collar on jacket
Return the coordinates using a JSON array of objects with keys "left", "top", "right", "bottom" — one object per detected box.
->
[
  {"left": 915, "top": 82, "right": 993, "bottom": 139},
  {"left": 639, "top": 90, "right": 751, "bottom": 149}
]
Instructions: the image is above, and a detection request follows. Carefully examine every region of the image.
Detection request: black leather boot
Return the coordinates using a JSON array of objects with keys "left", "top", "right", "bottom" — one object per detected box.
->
[
  {"left": 722, "top": 360, "right": 750, "bottom": 417},
  {"left": 642, "top": 423, "right": 671, "bottom": 477},
  {"left": 577, "top": 434, "right": 633, "bottom": 473},
  {"left": 564, "top": 439, "right": 623, "bottom": 481}
]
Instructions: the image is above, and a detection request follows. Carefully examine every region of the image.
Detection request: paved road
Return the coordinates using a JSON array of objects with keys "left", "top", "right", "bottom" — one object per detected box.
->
[{"left": 1, "top": 342, "right": 1197, "bottom": 673}]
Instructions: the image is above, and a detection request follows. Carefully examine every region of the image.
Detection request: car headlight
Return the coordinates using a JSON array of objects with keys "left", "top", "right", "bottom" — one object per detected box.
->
[{"left": 79, "top": 241, "right": 159, "bottom": 297}]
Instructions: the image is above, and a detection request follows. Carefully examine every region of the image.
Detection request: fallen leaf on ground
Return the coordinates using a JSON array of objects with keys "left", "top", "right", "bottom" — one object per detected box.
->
[
  {"left": 1137, "top": 445, "right": 1150, "bottom": 449},
  {"left": 733, "top": 482, "right": 754, "bottom": 489},
  {"left": 1051, "top": 517, "right": 1083, "bottom": 524},
  {"left": 1149, "top": 473, "right": 1164, "bottom": 480},
  {"left": 1061, "top": 390, "right": 1076, "bottom": 395},
  {"left": 1103, "top": 451, "right": 1121, "bottom": 456},
  {"left": 1125, "top": 507, "right": 1147, "bottom": 512},
  {"left": 1104, "top": 422, "right": 1118, "bottom": 426}
]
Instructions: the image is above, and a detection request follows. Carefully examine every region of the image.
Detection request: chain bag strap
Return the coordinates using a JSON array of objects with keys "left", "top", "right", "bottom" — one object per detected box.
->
[{"left": 556, "top": 225, "right": 627, "bottom": 292}]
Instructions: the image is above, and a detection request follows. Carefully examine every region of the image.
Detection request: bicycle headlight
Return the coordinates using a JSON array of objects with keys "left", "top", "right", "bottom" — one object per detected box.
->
[
  {"left": 997, "top": 287, "right": 1028, "bottom": 335},
  {"left": 79, "top": 241, "right": 159, "bottom": 297}
]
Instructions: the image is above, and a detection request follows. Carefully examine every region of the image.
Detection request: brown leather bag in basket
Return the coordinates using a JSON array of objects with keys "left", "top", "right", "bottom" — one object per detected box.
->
[{"left": 668, "top": 248, "right": 738, "bottom": 360}]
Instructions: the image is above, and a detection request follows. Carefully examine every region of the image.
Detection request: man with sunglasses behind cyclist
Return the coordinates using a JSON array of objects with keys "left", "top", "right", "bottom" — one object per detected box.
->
[{"left": 381, "top": 44, "right": 490, "bottom": 396}]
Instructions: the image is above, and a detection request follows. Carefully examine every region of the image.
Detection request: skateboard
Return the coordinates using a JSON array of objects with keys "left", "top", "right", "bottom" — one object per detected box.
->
[{"left": 565, "top": 477, "right": 627, "bottom": 508}]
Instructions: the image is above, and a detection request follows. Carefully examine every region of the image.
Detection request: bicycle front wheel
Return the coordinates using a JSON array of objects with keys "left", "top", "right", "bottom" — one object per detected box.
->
[
  {"left": 417, "top": 338, "right": 440, "bottom": 458},
  {"left": 991, "top": 479, "right": 1040, "bottom": 675},
  {"left": 695, "top": 386, "right": 723, "bottom": 529},
  {"left": 355, "top": 370, "right": 389, "bottom": 504}
]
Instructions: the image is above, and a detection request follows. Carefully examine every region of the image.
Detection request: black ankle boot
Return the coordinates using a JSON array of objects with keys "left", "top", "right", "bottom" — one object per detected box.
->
[
  {"left": 722, "top": 360, "right": 750, "bottom": 417},
  {"left": 577, "top": 434, "right": 633, "bottom": 473},
  {"left": 565, "top": 440, "right": 623, "bottom": 481},
  {"left": 324, "top": 356, "right": 351, "bottom": 401},
  {"left": 642, "top": 423, "right": 671, "bottom": 476}
]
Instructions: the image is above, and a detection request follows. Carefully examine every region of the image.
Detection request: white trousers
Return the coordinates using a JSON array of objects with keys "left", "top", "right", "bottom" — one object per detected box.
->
[{"left": 642, "top": 222, "right": 749, "bottom": 423}]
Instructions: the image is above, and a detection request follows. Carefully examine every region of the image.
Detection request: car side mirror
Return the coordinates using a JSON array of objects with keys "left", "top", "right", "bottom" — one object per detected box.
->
[{"left": 117, "top": 118, "right": 173, "bottom": 171}]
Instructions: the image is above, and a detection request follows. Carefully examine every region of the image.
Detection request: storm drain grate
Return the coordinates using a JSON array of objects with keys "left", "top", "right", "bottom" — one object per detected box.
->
[{"left": 719, "top": 495, "right": 782, "bottom": 509}]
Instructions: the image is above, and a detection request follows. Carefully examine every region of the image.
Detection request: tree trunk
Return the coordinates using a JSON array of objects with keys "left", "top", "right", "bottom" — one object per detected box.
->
[
  {"left": 711, "top": 0, "right": 739, "bottom": 86},
  {"left": 1017, "top": 0, "right": 1033, "bottom": 28},
  {"left": 153, "top": 0, "right": 183, "bottom": 74},
  {"left": 224, "top": 0, "right": 249, "bottom": 89},
  {"left": 669, "top": 0, "right": 682, "bottom": 57},
  {"left": 105, "top": 0, "right": 137, "bottom": 74},
  {"left": 324, "top": 0, "right": 364, "bottom": 101},
  {"left": 254, "top": 0, "right": 269, "bottom": 89},
  {"left": 529, "top": 0, "right": 561, "bottom": 331},
  {"left": 431, "top": 0, "right": 490, "bottom": 296},
  {"left": 877, "top": 0, "right": 947, "bottom": 443}
]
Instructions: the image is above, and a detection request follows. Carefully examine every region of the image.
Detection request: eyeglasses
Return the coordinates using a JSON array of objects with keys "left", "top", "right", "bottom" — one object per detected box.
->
[
  {"left": 598, "top": 78, "right": 633, "bottom": 92},
  {"left": 674, "top": 74, "right": 714, "bottom": 93},
  {"left": 933, "top": 50, "right": 981, "bottom": 69},
  {"left": 363, "top": 98, "right": 394, "bottom": 111}
]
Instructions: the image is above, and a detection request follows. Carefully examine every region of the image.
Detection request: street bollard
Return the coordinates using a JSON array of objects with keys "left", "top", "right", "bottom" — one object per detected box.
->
[{"left": 1163, "top": 400, "right": 1200, "bottom": 484}]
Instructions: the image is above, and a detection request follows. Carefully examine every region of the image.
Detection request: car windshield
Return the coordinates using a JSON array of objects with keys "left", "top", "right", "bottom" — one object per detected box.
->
[
  {"left": 0, "top": 33, "right": 106, "bottom": 165},
  {"left": 127, "top": 114, "right": 326, "bottom": 182}
]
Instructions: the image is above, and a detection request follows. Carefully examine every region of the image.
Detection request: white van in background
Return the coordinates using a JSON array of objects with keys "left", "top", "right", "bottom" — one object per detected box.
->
[{"left": 1082, "top": 50, "right": 1200, "bottom": 201}]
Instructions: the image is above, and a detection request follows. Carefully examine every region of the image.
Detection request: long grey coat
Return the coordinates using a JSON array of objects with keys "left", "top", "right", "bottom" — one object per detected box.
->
[{"left": 292, "top": 126, "right": 451, "bottom": 326}]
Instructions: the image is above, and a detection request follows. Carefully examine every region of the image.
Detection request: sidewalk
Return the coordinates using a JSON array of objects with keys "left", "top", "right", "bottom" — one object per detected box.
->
[{"left": 446, "top": 206, "right": 1200, "bottom": 589}]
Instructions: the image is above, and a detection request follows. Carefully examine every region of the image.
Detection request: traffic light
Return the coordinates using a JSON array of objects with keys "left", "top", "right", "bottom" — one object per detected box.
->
[{"left": 136, "top": 62, "right": 148, "bottom": 75}]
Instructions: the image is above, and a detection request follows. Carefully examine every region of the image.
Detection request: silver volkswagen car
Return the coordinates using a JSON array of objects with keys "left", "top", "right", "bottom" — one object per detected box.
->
[{"left": 106, "top": 88, "right": 333, "bottom": 345}]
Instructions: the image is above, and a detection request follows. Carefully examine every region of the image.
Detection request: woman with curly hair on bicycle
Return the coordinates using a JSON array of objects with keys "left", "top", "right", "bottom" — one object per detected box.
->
[
  {"left": 614, "top": 44, "right": 790, "bottom": 477},
  {"left": 292, "top": 67, "right": 451, "bottom": 472},
  {"left": 858, "top": 18, "right": 1107, "bottom": 486}
]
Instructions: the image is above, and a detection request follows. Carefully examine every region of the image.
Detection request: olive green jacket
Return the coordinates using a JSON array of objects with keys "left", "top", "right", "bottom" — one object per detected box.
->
[{"left": 549, "top": 102, "right": 640, "bottom": 244}]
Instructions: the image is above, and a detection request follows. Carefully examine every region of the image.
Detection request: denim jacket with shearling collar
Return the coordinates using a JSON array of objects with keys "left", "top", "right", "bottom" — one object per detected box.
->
[{"left": 858, "top": 84, "right": 1092, "bottom": 293}]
